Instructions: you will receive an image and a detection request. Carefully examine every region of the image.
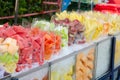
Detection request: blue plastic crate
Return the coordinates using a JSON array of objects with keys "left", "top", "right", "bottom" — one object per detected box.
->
[{"left": 62, "top": 0, "right": 71, "bottom": 11}]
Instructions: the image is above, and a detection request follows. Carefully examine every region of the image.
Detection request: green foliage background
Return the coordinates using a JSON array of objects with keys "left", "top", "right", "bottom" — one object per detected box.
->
[
  {"left": 0, "top": 0, "right": 44, "bottom": 24},
  {"left": 0, "top": 0, "right": 42, "bottom": 16}
]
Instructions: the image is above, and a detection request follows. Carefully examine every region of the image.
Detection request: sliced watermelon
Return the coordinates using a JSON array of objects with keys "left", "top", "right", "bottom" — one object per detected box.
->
[
  {"left": 3, "top": 28, "right": 16, "bottom": 37},
  {"left": 12, "top": 26, "right": 27, "bottom": 34},
  {"left": 3, "top": 23, "right": 10, "bottom": 29},
  {"left": 21, "top": 47, "right": 33, "bottom": 64}
]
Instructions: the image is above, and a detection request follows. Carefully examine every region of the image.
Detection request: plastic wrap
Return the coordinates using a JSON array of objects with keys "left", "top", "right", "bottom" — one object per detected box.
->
[
  {"left": 95, "top": 37, "right": 112, "bottom": 78},
  {"left": 0, "top": 23, "right": 45, "bottom": 73},
  {"left": 0, "top": 38, "right": 19, "bottom": 73},
  {"left": 53, "top": 17, "right": 85, "bottom": 45},
  {"left": 16, "top": 27, "right": 44, "bottom": 71},
  {"left": 32, "top": 20, "right": 62, "bottom": 59},
  {"left": 44, "top": 32, "right": 56, "bottom": 60},
  {"left": 55, "top": 34, "right": 61, "bottom": 53},
  {"left": 32, "top": 20, "right": 54, "bottom": 31},
  {"left": 51, "top": 55, "right": 75, "bottom": 80},
  {"left": 30, "top": 28, "right": 44, "bottom": 66},
  {"left": 76, "top": 47, "right": 95, "bottom": 80},
  {"left": 55, "top": 11, "right": 120, "bottom": 43},
  {"left": 54, "top": 25, "right": 68, "bottom": 47}
]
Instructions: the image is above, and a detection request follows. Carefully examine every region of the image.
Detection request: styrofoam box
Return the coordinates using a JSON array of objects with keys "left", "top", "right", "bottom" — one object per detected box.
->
[
  {"left": 114, "top": 34, "right": 120, "bottom": 68},
  {"left": 94, "top": 37, "right": 112, "bottom": 78}
]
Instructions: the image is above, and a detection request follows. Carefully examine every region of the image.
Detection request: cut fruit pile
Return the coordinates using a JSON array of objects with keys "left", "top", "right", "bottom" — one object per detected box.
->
[
  {"left": 0, "top": 23, "right": 45, "bottom": 73},
  {"left": 0, "top": 37, "right": 19, "bottom": 73},
  {"left": 32, "top": 20, "right": 68, "bottom": 48},
  {"left": 0, "top": 23, "right": 61, "bottom": 73},
  {"left": 53, "top": 18, "right": 85, "bottom": 45},
  {"left": 54, "top": 11, "right": 120, "bottom": 42}
]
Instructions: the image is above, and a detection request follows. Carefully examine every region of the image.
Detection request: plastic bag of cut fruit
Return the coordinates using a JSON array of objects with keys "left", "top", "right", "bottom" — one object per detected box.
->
[
  {"left": 51, "top": 16, "right": 69, "bottom": 47},
  {"left": 0, "top": 38, "right": 19, "bottom": 73},
  {"left": 72, "top": 20, "right": 85, "bottom": 44},
  {"left": 32, "top": 20, "right": 56, "bottom": 60},
  {"left": 68, "top": 19, "right": 85, "bottom": 45},
  {"left": 54, "top": 33, "right": 61, "bottom": 54},
  {"left": 76, "top": 47, "right": 95, "bottom": 80},
  {"left": 16, "top": 27, "right": 44, "bottom": 72},
  {"left": 30, "top": 28, "right": 44, "bottom": 66},
  {"left": 54, "top": 25, "right": 68, "bottom": 48},
  {"left": 32, "top": 19, "right": 55, "bottom": 32},
  {"left": 84, "top": 17, "right": 103, "bottom": 42},
  {"left": 15, "top": 35, "right": 33, "bottom": 71},
  {"left": 43, "top": 31, "right": 56, "bottom": 60},
  {"left": 52, "top": 14, "right": 85, "bottom": 45}
]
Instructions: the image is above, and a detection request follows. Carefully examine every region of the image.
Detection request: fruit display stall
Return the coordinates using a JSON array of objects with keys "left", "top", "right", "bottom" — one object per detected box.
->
[{"left": 0, "top": 10, "right": 120, "bottom": 80}]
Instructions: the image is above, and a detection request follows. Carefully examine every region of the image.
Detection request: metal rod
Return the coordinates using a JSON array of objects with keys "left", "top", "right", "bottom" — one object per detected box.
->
[
  {"left": 110, "top": 37, "right": 116, "bottom": 80},
  {"left": 43, "top": 1, "right": 58, "bottom": 5},
  {"left": 14, "top": 0, "right": 19, "bottom": 24},
  {"left": 117, "top": 69, "right": 120, "bottom": 80},
  {"left": 78, "top": 0, "right": 81, "bottom": 12},
  {"left": 58, "top": 0, "right": 62, "bottom": 12},
  {"left": 0, "top": 10, "right": 57, "bottom": 20},
  {"left": 91, "top": 0, "right": 94, "bottom": 11}
]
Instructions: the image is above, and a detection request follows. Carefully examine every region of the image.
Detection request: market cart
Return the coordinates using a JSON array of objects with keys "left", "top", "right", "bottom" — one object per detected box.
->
[{"left": 1, "top": 1, "right": 120, "bottom": 80}]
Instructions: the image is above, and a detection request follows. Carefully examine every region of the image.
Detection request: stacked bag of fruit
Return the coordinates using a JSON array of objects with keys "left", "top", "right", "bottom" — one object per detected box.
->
[
  {"left": 0, "top": 23, "right": 44, "bottom": 73},
  {"left": 76, "top": 48, "right": 95, "bottom": 80},
  {"left": 52, "top": 11, "right": 85, "bottom": 45},
  {"left": 54, "top": 11, "right": 120, "bottom": 42},
  {"left": 0, "top": 23, "right": 19, "bottom": 73},
  {"left": 32, "top": 20, "right": 67, "bottom": 60}
]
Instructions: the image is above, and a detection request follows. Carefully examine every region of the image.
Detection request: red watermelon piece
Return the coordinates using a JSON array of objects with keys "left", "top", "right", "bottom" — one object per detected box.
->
[
  {"left": 24, "top": 37, "right": 32, "bottom": 48},
  {"left": 32, "top": 40, "right": 40, "bottom": 52},
  {"left": 3, "top": 23, "right": 10, "bottom": 28},
  {"left": 0, "top": 31, "right": 5, "bottom": 38},
  {"left": 18, "top": 46, "right": 33, "bottom": 70},
  {"left": 32, "top": 40, "right": 43, "bottom": 64},
  {"left": 12, "top": 26, "right": 27, "bottom": 34},
  {"left": 0, "top": 27, "right": 6, "bottom": 38},
  {"left": 21, "top": 47, "right": 33, "bottom": 63},
  {"left": 3, "top": 28, "right": 16, "bottom": 37}
]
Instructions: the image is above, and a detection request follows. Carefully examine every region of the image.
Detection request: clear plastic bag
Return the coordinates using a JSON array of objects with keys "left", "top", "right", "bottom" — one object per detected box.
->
[
  {"left": 76, "top": 48, "right": 95, "bottom": 80},
  {"left": 54, "top": 25, "right": 68, "bottom": 48},
  {"left": 51, "top": 56, "right": 75, "bottom": 80},
  {"left": 0, "top": 38, "right": 19, "bottom": 73}
]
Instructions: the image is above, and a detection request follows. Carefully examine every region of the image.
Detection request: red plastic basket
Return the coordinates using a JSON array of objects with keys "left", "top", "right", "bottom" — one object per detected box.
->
[
  {"left": 94, "top": 4, "right": 120, "bottom": 14},
  {"left": 108, "top": 0, "right": 120, "bottom": 4}
]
